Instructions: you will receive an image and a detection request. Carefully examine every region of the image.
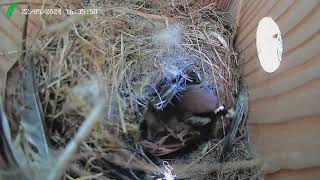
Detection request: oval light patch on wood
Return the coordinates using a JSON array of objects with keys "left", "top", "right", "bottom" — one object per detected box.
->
[{"left": 256, "top": 17, "right": 283, "bottom": 73}]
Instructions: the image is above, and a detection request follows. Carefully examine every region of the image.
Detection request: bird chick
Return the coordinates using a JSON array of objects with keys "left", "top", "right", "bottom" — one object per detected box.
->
[
  {"left": 140, "top": 104, "right": 167, "bottom": 140},
  {"left": 140, "top": 103, "right": 198, "bottom": 156},
  {"left": 184, "top": 116, "right": 211, "bottom": 127},
  {"left": 175, "top": 84, "right": 219, "bottom": 114},
  {"left": 140, "top": 103, "right": 189, "bottom": 140},
  {"left": 173, "top": 84, "right": 218, "bottom": 126},
  {"left": 174, "top": 84, "right": 235, "bottom": 127},
  {"left": 215, "top": 105, "right": 236, "bottom": 119}
]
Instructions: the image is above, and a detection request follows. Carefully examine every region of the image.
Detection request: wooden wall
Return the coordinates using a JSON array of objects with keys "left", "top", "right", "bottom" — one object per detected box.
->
[{"left": 232, "top": 0, "right": 320, "bottom": 178}]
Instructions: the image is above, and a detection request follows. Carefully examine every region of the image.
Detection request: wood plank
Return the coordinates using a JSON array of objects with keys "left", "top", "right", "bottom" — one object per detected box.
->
[
  {"left": 238, "top": 0, "right": 318, "bottom": 51},
  {"left": 236, "top": 0, "right": 280, "bottom": 46},
  {"left": 266, "top": 167, "right": 320, "bottom": 180},
  {"left": 242, "top": 4, "right": 320, "bottom": 76},
  {"left": 238, "top": 0, "right": 262, "bottom": 29},
  {"left": 250, "top": 54, "right": 320, "bottom": 101},
  {"left": 249, "top": 117, "right": 320, "bottom": 173},
  {"left": 248, "top": 78, "right": 320, "bottom": 123},
  {"left": 237, "top": 0, "right": 294, "bottom": 45},
  {"left": 237, "top": 0, "right": 296, "bottom": 60},
  {"left": 245, "top": 32, "right": 320, "bottom": 88}
]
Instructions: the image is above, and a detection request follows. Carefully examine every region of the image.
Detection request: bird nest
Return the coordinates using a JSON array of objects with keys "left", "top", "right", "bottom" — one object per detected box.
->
[{"left": 2, "top": 0, "right": 263, "bottom": 179}]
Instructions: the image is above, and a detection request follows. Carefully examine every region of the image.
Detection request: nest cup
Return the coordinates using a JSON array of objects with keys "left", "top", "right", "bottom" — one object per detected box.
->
[{"left": 1, "top": 0, "right": 259, "bottom": 179}]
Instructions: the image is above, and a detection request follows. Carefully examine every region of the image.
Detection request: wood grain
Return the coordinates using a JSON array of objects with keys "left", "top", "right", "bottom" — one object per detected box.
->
[
  {"left": 266, "top": 167, "right": 320, "bottom": 180},
  {"left": 249, "top": 117, "right": 320, "bottom": 173},
  {"left": 234, "top": 0, "right": 320, "bottom": 177}
]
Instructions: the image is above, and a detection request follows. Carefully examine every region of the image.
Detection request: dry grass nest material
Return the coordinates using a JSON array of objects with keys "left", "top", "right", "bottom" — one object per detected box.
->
[{"left": 17, "top": 0, "right": 262, "bottom": 179}]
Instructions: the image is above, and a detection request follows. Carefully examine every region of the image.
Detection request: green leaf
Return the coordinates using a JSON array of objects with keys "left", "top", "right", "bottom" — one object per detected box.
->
[{"left": 6, "top": 2, "right": 17, "bottom": 18}]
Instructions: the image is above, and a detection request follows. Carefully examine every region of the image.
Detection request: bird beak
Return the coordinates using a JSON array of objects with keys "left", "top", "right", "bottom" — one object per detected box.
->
[{"left": 214, "top": 105, "right": 225, "bottom": 114}]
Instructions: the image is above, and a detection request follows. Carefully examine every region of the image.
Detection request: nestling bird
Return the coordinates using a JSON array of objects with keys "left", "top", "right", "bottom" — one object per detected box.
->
[
  {"left": 174, "top": 83, "right": 234, "bottom": 126},
  {"left": 139, "top": 103, "right": 197, "bottom": 156},
  {"left": 140, "top": 82, "right": 235, "bottom": 156},
  {"left": 175, "top": 84, "right": 219, "bottom": 114}
]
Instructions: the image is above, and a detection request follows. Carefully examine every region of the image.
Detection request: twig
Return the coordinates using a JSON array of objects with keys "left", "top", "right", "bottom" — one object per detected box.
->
[
  {"left": 183, "top": 139, "right": 224, "bottom": 170},
  {"left": 44, "top": 15, "right": 88, "bottom": 34},
  {"left": 113, "top": 8, "right": 169, "bottom": 26},
  {"left": 47, "top": 101, "right": 104, "bottom": 180},
  {"left": 74, "top": 173, "right": 104, "bottom": 180},
  {"left": 173, "top": 159, "right": 264, "bottom": 179}
]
